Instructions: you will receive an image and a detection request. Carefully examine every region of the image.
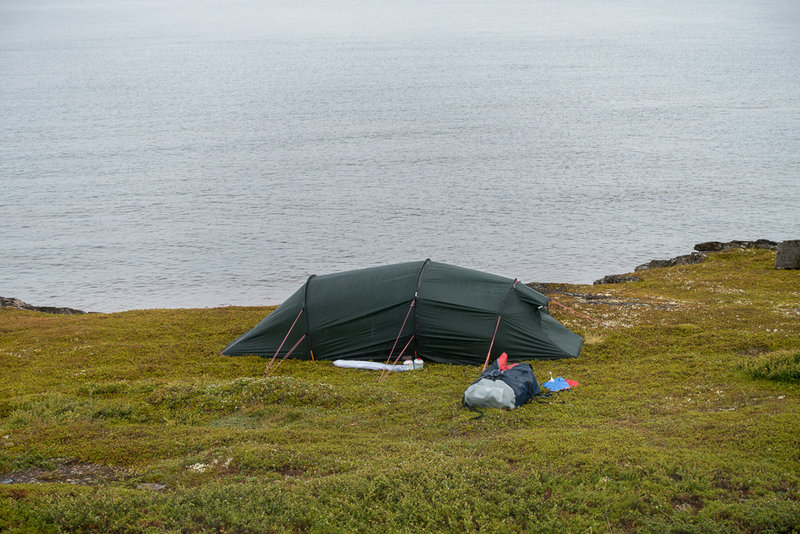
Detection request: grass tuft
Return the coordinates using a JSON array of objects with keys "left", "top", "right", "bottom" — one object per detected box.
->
[{"left": 740, "top": 350, "right": 800, "bottom": 382}]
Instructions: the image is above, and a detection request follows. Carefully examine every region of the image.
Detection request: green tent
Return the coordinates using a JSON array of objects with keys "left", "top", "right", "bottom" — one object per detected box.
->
[{"left": 221, "top": 260, "right": 582, "bottom": 365}]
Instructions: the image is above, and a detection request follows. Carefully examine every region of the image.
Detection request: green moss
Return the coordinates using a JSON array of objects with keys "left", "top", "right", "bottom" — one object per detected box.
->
[{"left": 1, "top": 250, "right": 799, "bottom": 532}]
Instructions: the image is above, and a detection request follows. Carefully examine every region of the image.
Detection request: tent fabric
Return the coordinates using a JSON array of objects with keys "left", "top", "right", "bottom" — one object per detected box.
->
[{"left": 221, "top": 260, "right": 583, "bottom": 365}]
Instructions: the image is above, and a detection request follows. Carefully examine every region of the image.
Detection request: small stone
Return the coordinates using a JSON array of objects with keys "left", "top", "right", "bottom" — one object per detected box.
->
[
  {"left": 775, "top": 240, "right": 800, "bottom": 269},
  {"left": 137, "top": 483, "right": 167, "bottom": 491},
  {"left": 1, "top": 478, "right": 14, "bottom": 484}
]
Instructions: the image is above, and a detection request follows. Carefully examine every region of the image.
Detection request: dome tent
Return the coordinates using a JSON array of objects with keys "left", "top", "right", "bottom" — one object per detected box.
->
[{"left": 221, "top": 260, "right": 583, "bottom": 365}]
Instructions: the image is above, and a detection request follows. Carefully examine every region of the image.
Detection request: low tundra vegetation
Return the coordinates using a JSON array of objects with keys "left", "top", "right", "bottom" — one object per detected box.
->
[{"left": 1, "top": 249, "right": 799, "bottom": 532}]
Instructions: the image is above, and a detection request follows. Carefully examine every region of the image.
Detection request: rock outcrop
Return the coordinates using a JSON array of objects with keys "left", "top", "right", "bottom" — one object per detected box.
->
[
  {"left": 775, "top": 240, "right": 800, "bottom": 269},
  {"left": 593, "top": 239, "right": 782, "bottom": 285},
  {"left": 634, "top": 251, "right": 706, "bottom": 272},
  {"left": 694, "top": 239, "right": 778, "bottom": 252},
  {"left": 0, "top": 297, "right": 86, "bottom": 315}
]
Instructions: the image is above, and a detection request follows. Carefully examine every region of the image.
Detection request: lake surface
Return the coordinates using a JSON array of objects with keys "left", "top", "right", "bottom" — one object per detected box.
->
[{"left": 1, "top": 0, "right": 799, "bottom": 312}]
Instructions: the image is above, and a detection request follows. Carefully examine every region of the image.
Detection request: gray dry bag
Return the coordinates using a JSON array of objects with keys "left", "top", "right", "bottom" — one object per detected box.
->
[{"left": 463, "top": 355, "right": 539, "bottom": 415}]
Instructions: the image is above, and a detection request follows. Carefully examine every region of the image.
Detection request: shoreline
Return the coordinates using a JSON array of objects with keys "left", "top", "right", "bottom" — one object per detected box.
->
[{"left": 1, "top": 239, "right": 783, "bottom": 315}]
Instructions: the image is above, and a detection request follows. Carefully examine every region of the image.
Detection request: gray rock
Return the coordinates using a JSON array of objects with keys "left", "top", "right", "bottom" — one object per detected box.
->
[
  {"left": 526, "top": 282, "right": 560, "bottom": 295},
  {"left": 694, "top": 239, "right": 778, "bottom": 252},
  {"left": 0, "top": 297, "right": 86, "bottom": 315},
  {"left": 593, "top": 274, "right": 642, "bottom": 285},
  {"left": 694, "top": 241, "right": 729, "bottom": 252},
  {"left": 775, "top": 240, "right": 800, "bottom": 269},
  {"left": 588, "top": 239, "right": 782, "bottom": 286},
  {"left": 635, "top": 252, "right": 706, "bottom": 272}
]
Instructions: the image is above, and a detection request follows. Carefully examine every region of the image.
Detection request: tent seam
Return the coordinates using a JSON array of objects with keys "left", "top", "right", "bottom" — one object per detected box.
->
[
  {"left": 412, "top": 259, "right": 431, "bottom": 355},
  {"left": 302, "top": 275, "right": 316, "bottom": 359}
]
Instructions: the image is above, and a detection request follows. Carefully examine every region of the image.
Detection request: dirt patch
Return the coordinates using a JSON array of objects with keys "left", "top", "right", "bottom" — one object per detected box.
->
[
  {"left": 526, "top": 283, "right": 676, "bottom": 309},
  {"left": 736, "top": 345, "right": 770, "bottom": 357},
  {"left": 276, "top": 466, "right": 304, "bottom": 477},
  {"left": 1, "top": 458, "right": 125, "bottom": 485},
  {"left": 670, "top": 493, "right": 704, "bottom": 514}
]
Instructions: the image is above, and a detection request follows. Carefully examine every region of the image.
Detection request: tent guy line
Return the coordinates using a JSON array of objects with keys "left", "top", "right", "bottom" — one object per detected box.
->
[
  {"left": 262, "top": 307, "right": 305, "bottom": 376},
  {"left": 377, "top": 335, "right": 416, "bottom": 384},
  {"left": 378, "top": 299, "right": 416, "bottom": 382}
]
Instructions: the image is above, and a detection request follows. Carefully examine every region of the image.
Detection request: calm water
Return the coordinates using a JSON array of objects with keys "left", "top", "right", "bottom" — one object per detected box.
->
[{"left": 1, "top": 0, "right": 799, "bottom": 312}]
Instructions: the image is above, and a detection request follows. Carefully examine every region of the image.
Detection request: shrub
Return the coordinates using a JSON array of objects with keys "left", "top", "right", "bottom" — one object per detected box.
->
[{"left": 740, "top": 350, "right": 800, "bottom": 382}]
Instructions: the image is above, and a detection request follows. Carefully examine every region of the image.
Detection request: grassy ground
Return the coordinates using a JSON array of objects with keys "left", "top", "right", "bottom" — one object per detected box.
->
[{"left": 1, "top": 248, "right": 798, "bottom": 533}]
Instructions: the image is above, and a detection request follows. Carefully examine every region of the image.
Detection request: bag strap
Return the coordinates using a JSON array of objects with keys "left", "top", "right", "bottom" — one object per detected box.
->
[{"left": 461, "top": 398, "right": 484, "bottom": 420}]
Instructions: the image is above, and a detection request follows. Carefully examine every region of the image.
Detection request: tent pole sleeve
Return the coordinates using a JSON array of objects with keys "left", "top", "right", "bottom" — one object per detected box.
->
[
  {"left": 411, "top": 259, "right": 431, "bottom": 356},
  {"left": 302, "top": 275, "right": 316, "bottom": 358}
]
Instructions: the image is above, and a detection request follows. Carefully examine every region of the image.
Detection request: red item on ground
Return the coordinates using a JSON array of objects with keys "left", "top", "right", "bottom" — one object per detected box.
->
[{"left": 496, "top": 352, "right": 519, "bottom": 371}]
